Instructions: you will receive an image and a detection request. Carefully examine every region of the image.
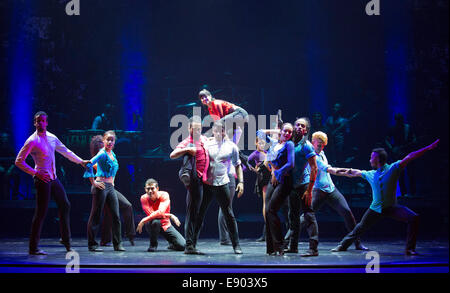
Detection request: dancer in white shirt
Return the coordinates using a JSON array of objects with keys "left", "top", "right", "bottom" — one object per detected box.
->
[{"left": 15, "top": 111, "right": 89, "bottom": 255}]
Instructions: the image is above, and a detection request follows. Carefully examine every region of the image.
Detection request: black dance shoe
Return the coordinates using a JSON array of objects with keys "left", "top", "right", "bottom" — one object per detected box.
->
[
  {"left": 355, "top": 243, "right": 369, "bottom": 251},
  {"left": 283, "top": 247, "right": 298, "bottom": 254},
  {"left": 114, "top": 244, "right": 126, "bottom": 252},
  {"left": 300, "top": 249, "right": 319, "bottom": 257},
  {"left": 184, "top": 246, "right": 204, "bottom": 255},
  {"left": 29, "top": 249, "right": 48, "bottom": 255},
  {"left": 233, "top": 245, "right": 243, "bottom": 255},
  {"left": 88, "top": 246, "right": 103, "bottom": 252},
  {"left": 331, "top": 245, "right": 347, "bottom": 252},
  {"left": 268, "top": 248, "right": 285, "bottom": 256},
  {"left": 220, "top": 240, "right": 232, "bottom": 246},
  {"left": 405, "top": 249, "right": 419, "bottom": 256},
  {"left": 147, "top": 246, "right": 157, "bottom": 252},
  {"left": 59, "top": 238, "right": 73, "bottom": 245}
]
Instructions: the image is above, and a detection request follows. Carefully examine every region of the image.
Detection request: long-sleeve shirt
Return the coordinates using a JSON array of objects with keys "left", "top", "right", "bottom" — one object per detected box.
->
[
  {"left": 256, "top": 130, "right": 278, "bottom": 162},
  {"left": 248, "top": 150, "right": 266, "bottom": 167},
  {"left": 256, "top": 130, "right": 294, "bottom": 183},
  {"left": 175, "top": 135, "right": 209, "bottom": 183},
  {"left": 15, "top": 131, "right": 83, "bottom": 180},
  {"left": 83, "top": 148, "right": 119, "bottom": 178},
  {"left": 140, "top": 191, "right": 172, "bottom": 231},
  {"left": 207, "top": 99, "right": 235, "bottom": 120}
]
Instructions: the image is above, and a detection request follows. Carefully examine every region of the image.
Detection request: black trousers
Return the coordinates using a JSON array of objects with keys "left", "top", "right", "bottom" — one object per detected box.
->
[
  {"left": 30, "top": 178, "right": 71, "bottom": 251},
  {"left": 145, "top": 219, "right": 185, "bottom": 250},
  {"left": 218, "top": 175, "right": 238, "bottom": 242},
  {"left": 194, "top": 183, "right": 240, "bottom": 248},
  {"left": 87, "top": 183, "right": 122, "bottom": 247},
  {"left": 185, "top": 175, "right": 204, "bottom": 248},
  {"left": 100, "top": 189, "right": 136, "bottom": 243},
  {"left": 265, "top": 176, "right": 293, "bottom": 254},
  {"left": 288, "top": 184, "right": 319, "bottom": 251},
  {"left": 339, "top": 205, "right": 419, "bottom": 250},
  {"left": 304, "top": 188, "right": 365, "bottom": 247},
  {"left": 218, "top": 107, "right": 249, "bottom": 126},
  {"left": 219, "top": 107, "right": 249, "bottom": 146}
]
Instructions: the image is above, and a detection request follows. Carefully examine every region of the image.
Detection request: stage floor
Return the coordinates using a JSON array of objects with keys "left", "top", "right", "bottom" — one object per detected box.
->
[{"left": 0, "top": 238, "right": 448, "bottom": 273}]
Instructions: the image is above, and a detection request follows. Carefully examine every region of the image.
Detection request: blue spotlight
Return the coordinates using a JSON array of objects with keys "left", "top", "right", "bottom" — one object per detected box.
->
[
  {"left": 9, "top": 1, "right": 35, "bottom": 152},
  {"left": 384, "top": 1, "right": 412, "bottom": 124},
  {"left": 307, "top": 40, "right": 328, "bottom": 117},
  {"left": 121, "top": 33, "right": 146, "bottom": 131}
]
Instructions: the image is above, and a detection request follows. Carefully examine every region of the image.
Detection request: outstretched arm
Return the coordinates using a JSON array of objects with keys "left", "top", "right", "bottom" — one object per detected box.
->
[
  {"left": 329, "top": 167, "right": 363, "bottom": 178},
  {"left": 399, "top": 139, "right": 439, "bottom": 169},
  {"left": 55, "top": 137, "right": 88, "bottom": 167}
]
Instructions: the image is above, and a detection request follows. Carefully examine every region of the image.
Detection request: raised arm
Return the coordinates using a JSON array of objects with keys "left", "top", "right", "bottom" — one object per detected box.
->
[
  {"left": 399, "top": 139, "right": 439, "bottom": 169},
  {"left": 259, "top": 129, "right": 280, "bottom": 135}
]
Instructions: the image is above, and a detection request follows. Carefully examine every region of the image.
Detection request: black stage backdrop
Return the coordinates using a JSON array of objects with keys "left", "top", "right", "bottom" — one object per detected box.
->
[{"left": 0, "top": 0, "right": 448, "bottom": 240}]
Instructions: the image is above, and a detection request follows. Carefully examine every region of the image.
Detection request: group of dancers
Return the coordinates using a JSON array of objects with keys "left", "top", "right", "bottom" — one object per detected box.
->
[{"left": 15, "top": 90, "right": 440, "bottom": 256}]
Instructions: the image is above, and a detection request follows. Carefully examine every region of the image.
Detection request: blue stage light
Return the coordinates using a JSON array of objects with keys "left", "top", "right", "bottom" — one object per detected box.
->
[
  {"left": 9, "top": 1, "right": 35, "bottom": 152},
  {"left": 121, "top": 34, "right": 146, "bottom": 131},
  {"left": 306, "top": 40, "right": 329, "bottom": 118},
  {"left": 384, "top": 1, "right": 411, "bottom": 124}
]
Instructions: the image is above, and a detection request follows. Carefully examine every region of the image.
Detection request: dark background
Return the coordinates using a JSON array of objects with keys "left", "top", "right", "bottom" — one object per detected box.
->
[{"left": 0, "top": 0, "right": 448, "bottom": 241}]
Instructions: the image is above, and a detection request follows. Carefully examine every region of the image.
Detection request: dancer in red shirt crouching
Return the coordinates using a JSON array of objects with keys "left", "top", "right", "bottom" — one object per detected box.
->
[{"left": 136, "top": 178, "right": 185, "bottom": 252}]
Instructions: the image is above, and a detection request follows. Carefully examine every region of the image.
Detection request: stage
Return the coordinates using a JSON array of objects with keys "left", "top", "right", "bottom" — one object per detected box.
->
[{"left": 0, "top": 238, "right": 447, "bottom": 274}]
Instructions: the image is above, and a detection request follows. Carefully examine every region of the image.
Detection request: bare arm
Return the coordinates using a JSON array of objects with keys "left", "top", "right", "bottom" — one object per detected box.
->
[
  {"left": 399, "top": 139, "right": 439, "bottom": 169},
  {"left": 326, "top": 167, "right": 340, "bottom": 176},
  {"left": 306, "top": 156, "right": 317, "bottom": 194},
  {"left": 327, "top": 167, "right": 352, "bottom": 176},
  {"left": 235, "top": 164, "right": 244, "bottom": 198},
  {"left": 89, "top": 177, "right": 105, "bottom": 190},
  {"left": 259, "top": 129, "right": 280, "bottom": 135},
  {"left": 301, "top": 156, "right": 317, "bottom": 206},
  {"left": 342, "top": 168, "right": 363, "bottom": 178},
  {"left": 326, "top": 165, "right": 364, "bottom": 178}
]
